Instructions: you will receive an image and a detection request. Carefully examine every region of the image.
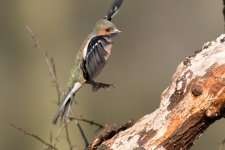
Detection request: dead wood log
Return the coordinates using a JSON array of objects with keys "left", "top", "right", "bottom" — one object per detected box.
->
[{"left": 88, "top": 34, "right": 225, "bottom": 150}]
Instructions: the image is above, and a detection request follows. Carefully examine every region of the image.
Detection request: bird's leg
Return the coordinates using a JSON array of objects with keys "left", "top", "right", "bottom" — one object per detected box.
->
[
  {"left": 86, "top": 80, "right": 115, "bottom": 92},
  {"left": 92, "top": 82, "right": 115, "bottom": 92}
]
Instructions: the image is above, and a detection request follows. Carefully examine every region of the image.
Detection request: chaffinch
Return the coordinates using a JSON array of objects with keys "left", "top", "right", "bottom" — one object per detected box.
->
[{"left": 53, "top": 0, "right": 123, "bottom": 124}]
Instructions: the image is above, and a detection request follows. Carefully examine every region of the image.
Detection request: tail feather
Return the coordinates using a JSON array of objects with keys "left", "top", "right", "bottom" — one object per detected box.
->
[
  {"left": 52, "top": 82, "right": 82, "bottom": 124},
  {"left": 52, "top": 97, "right": 72, "bottom": 124},
  {"left": 61, "top": 99, "right": 72, "bottom": 123},
  {"left": 104, "top": 0, "right": 123, "bottom": 21}
]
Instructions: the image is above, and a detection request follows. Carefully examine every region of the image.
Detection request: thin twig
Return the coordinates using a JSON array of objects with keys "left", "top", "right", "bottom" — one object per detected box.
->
[
  {"left": 10, "top": 123, "right": 58, "bottom": 150},
  {"left": 69, "top": 115, "right": 105, "bottom": 131},
  {"left": 25, "top": 25, "right": 62, "bottom": 103},
  {"left": 54, "top": 123, "right": 67, "bottom": 142},
  {"left": 65, "top": 123, "right": 73, "bottom": 150},
  {"left": 70, "top": 110, "right": 89, "bottom": 148},
  {"left": 75, "top": 121, "right": 89, "bottom": 148},
  {"left": 52, "top": 119, "right": 77, "bottom": 148},
  {"left": 53, "top": 121, "right": 80, "bottom": 150}
]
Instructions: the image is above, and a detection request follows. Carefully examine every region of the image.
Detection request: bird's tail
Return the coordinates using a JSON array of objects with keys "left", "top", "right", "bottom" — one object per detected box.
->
[
  {"left": 104, "top": 0, "right": 123, "bottom": 21},
  {"left": 52, "top": 82, "right": 83, "bottom": 124}
]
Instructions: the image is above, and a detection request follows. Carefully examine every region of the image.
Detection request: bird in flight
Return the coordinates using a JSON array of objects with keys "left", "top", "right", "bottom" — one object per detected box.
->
[{"left": 53, "top": 0, "right": 123, "bottom": 124}]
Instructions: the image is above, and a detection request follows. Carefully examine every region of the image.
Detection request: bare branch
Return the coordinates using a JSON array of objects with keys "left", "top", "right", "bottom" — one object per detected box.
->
[
  {"left": 87, "top": 120, "right": 133, "bottom": 150},
  {"left": 25, "top": 25, "right": 62, "bottom": 103},
  {"left": 10, "top": 123, "right": 58, "bottom": 150},
  {"left": 69, "top": 115, "right": 105, "bottom": 131},
  {"left": 64, "top": 123, "right": 73, "bottom": 150},
  {"left": 69, "top": 110, "right": 89, "bottom": 148},
  {"left": 75, "top": 121, "right": 89, "bottom": 148}
]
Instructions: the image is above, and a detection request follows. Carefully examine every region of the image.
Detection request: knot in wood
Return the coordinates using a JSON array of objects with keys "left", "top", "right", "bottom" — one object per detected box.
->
[
  {"left": 192, "top": 84, "right": 203, "bottom": 97},
  {"left": 206, "top": 106, "right": 220, "bottom": 118}
]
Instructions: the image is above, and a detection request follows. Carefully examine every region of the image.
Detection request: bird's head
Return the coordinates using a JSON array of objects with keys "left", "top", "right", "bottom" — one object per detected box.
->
[{"left": 93, "top": 19, "right": 121, "bottom": 36}]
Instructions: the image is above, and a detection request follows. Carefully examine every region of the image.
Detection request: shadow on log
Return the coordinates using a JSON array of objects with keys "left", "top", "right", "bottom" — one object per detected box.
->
[{"left": 88, "top": 34, "right": 225, "bottom": 150}]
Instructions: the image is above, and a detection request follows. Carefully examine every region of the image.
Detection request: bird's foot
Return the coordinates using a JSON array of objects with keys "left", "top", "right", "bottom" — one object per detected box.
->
[{"left": 92, "top": 82, "right": 115, "bottom": 92}]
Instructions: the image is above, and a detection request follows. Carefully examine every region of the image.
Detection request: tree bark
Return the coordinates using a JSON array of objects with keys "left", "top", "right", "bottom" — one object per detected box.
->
[{"left": 88, "top": 34, "right": 225, "bottom": 150}]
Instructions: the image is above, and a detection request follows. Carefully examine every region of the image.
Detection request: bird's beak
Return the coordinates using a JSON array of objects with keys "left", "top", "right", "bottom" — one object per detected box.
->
[{"left": 114, "top": 28, "right": 122, "bottom": 33}]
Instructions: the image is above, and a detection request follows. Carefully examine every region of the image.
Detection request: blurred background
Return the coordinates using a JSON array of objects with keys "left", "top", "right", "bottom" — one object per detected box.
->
[{"left": 0, "top": 0, "right": 224, "bottom": 149}]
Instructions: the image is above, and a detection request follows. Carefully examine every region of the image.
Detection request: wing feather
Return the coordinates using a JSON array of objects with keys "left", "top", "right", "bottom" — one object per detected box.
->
[{"left": 83, "top": 35, "right": 112, "bottom": 80}]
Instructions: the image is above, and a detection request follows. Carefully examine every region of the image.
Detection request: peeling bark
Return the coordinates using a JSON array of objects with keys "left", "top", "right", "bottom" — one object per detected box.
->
[{"left": 88, "top": 34, "right": 225, "bottom": 150}]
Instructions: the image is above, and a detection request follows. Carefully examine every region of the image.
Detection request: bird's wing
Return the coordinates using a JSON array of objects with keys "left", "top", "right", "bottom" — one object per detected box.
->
[
  {"left": 83, "top": 35, "right": 112, "bottom": 80},
  {"left": 104, "top": 0, "right": 123, "bottom": 21}
]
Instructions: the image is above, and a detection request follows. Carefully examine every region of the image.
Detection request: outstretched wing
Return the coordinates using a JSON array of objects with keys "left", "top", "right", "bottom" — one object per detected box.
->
[
  {"left": 83, "top": 35, "right": 112, "bottom": 80},
  {"left": 104, "top": 0, "right": 123, "bottom": 21}
]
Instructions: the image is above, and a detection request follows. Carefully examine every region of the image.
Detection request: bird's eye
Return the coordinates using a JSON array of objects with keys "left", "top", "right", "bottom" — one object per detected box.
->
[{"left": 105, "top": 28, "right": 112, "bottom": 32}]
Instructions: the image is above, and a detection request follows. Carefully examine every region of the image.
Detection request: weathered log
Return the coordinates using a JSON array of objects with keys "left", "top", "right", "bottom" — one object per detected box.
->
[{"left": 88, "top": 34, "right": 225, "bottom": 150}]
